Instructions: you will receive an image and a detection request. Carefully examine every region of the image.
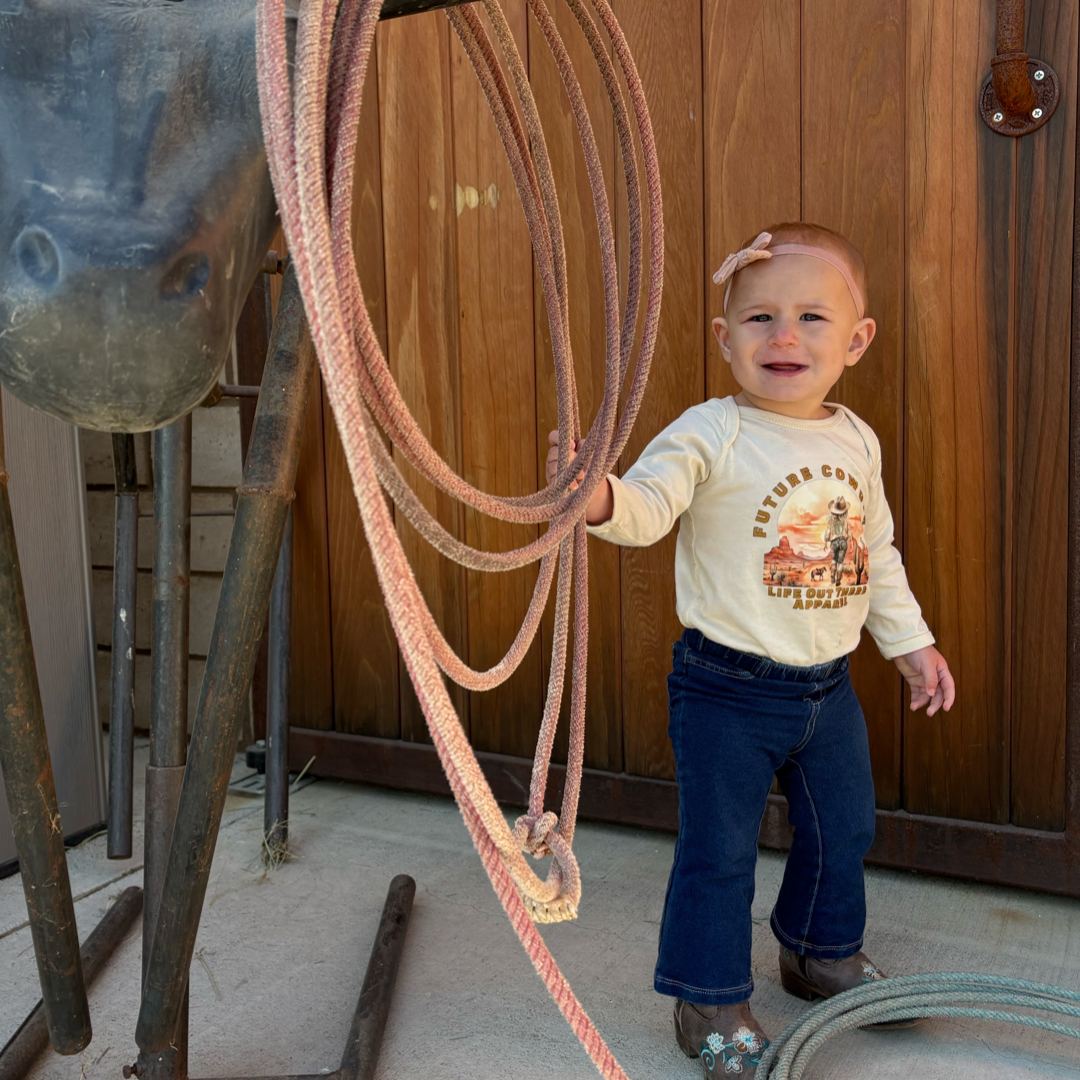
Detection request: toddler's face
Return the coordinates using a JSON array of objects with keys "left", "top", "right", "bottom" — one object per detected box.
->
[{"left": 711, "top": 255, "right": 875, "bottom": 417}]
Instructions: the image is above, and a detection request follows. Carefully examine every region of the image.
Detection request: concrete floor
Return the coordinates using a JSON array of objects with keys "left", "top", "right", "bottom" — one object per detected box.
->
[{"left": 3, "top": 742, "right": 1079, "bottom": 1080}]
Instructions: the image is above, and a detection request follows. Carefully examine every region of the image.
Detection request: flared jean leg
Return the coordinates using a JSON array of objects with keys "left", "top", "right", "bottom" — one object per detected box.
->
[{"left": 770, "top": 674, "right": 877, "bottom": 959}]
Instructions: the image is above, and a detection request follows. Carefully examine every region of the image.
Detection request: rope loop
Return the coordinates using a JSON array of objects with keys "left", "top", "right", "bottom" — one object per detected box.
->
[{"left": 255, "top": 0, "right": 662, "bottom": 1074}]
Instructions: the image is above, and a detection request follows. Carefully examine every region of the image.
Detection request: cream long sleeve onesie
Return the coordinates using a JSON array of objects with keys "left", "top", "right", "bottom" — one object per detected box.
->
[{"left": 587, "top": 396, "right": 933, "bottom": 667}]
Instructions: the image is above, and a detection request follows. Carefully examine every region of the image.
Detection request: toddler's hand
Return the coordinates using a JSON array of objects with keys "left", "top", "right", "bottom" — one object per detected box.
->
[
  {"left": 545, "top": 430, "right": 586, "bottom": 490},
  {"left": 545, "top": 429, "right": 615, "bottom": 526},
  {"left": 893, "top": 645, "right": 955, "bottom": 716}
]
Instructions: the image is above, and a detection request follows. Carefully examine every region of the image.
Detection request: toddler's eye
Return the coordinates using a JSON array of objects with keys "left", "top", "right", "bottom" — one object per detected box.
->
[
  {"left": 748, "top": 313, "right": 771, "bottom": 322},
  {"left": 800, "top": 313, "right": 823, "bottom": 321}
]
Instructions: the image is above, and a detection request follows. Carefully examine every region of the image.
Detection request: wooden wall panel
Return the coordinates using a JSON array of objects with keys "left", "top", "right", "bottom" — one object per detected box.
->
[
  {"left": 287, "top": 0, "right": 1080, "bottom": 866},
  {"left": 703, "top": 0, "right": 801, "bottom": 403},
  {"left": 378, "top": 13, "right": 469, "bottom": 743},
  {"left": 802, "top": 0, "right": 906, "bottom": 808},
  {"left": 616, "top": 0, "right": 703, "bottom": 781},
  {"left": 450, "top": 3, "right": 544, "bottom": 758},
  {"left": 1010, "top": 0, "right": 1077, "bottom": 829},
  {"left": 904, "top": 0, "right": 1011, "bottom": 823},
  {"left": 290, "top": 366, "right": 334, "bottom": 730},
  {"left": 529, "top": 3, "right": 623, "bottom": 771},
  {"left": 324, "top": 37, "right": 400, "bottom": 739}
]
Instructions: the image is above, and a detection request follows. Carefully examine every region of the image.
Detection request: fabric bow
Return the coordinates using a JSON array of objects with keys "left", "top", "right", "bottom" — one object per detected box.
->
[{"left": 712, "top": 231, "right": 773, "bottom": 285}]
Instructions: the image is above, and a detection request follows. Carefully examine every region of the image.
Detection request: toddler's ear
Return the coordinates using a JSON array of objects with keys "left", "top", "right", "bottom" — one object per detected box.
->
[
  {"left": 711, "top": 317, "right": 731, "bottom": 361},
  {"left": 846, "top": 317, "right": 877, "bottom": 366}
]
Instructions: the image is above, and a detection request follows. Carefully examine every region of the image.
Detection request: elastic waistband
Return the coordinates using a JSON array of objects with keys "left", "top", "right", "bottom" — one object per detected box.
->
[{"left": 681, "top": 628, "right": 848, "bottom": 683}]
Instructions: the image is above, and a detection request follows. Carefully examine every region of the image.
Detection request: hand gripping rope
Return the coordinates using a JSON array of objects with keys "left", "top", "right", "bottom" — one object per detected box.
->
[{"left": 254, "top": 0, "right": 663, "bottom": 1076}]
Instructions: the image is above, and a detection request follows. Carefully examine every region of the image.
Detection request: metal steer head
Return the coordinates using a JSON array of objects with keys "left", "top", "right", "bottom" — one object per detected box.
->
[{"left": 0, "top": 0, "right": 282, "bottom": 431}]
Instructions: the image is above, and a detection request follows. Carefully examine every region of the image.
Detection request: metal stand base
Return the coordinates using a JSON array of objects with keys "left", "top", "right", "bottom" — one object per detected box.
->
[{"left": 126, "top": 875, "right": 415, "bottom": 1080}]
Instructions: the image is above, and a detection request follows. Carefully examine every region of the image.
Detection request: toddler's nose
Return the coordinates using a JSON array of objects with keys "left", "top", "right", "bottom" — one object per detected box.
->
[{"left": 768, "top": 321, "right": 801, "bottom": 348}]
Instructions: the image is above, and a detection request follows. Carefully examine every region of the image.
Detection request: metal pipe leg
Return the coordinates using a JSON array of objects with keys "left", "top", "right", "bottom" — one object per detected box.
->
[
  {"left": 0, "top": 399, "right": 90, "bottom": 1053},
  {"left": 136, "top": 265, "right": 315, "bottom": 1053},
  {"left": 0, "top": 887, "right": 144, "bottom": 1080},
  {"left": 137, "top": 413, "right": 194, "bottom": 1079},
  {"left": 151, "top": 416, "right": 192, "bottom": 772},
  {"left": 338, "top": 876, "right": 416, "bottom": 1080},
  {"left": 108, "top": 434, "right": 139, "bottom": 860},
  {"left": 264, "top": 506, "right": 293, "bottom": 861}
]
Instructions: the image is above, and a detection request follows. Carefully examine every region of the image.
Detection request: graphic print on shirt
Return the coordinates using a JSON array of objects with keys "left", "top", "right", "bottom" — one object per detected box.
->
[{"left": 756, "top": 468, "right": 870, "bottom": 606}]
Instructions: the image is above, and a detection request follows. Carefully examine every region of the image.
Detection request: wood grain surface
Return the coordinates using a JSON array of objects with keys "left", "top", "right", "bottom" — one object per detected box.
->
[
  {"left": 703, "top": 0, "right": 801, "bottom": 403},
  {"left": 803, "top": 0, "right": 906, "bottom": 808},
  {"left": 1009, "top": 0, "right": 1076, "bottom": 829},
  {"left": 615, "top": 0, "right": 704, "bottom": 782},
  {"left": 323, "top": 31, "right": 401, "bottom": 738},
  {"left": 529, "top": 1, "right": 623, "bottom": 771},
  {"left": 904, "top": 0, "right": 1011, "bottom": 823},
  {"left": 378, "top": 12, "right": 469, "bottom": 742},
  {"left": 450, "top": 2, "right": 545, "bottom": 759},
  {"left": 278, "top": 0, "right": 1080, "bottom": 875},
  {"left": 289, "top": 366, "right": 334, "bottom": 730}
]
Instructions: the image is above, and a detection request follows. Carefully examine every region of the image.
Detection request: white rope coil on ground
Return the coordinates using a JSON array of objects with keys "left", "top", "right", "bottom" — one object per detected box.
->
[
  {"left": 757, "top": 972, "right": 1080, "bottom": 1079},
  {"left": 255, "top": 0, "right": 662, "bottom": 1075}
]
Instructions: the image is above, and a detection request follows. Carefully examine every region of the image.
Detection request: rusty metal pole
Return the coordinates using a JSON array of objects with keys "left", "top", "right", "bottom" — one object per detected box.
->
[
  {"left": 992, "top": 0, "right": 1036, "bottom": 115},
  {"left": 0, "top": 397, "right": 91, "bottom": 1054},
  {"left": 337, "top": 876, "right": 416, "bottom": 1080},
  {"left": 140, "top": 413, "right": 194, "bottom": 1080},
  {"left": 135, "top": 264, "right": 314, "bottom": 1057},
  {"left": 0, "top": 887, "right": 144, "bottom": 1080},
  {"left": 108, "top": 433, "right": 139, "bottom": 860},
  {"left": 264, "top": 505, "right": 293, "bottom": 859}
]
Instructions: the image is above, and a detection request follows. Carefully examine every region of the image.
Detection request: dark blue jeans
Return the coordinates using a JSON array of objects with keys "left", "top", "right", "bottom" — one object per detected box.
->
[{"left": 654, "top": 629, "right": 877, "bottom": 1006}]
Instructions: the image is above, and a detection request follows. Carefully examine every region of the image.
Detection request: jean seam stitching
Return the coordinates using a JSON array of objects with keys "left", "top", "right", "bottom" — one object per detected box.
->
[
  {"left": 793, "top": 759, "right": 823, "bottom": 941},
  {"left": 685, "top": 654, "right": 754, "bottom": 680},
  {"left": 771, "top": 915, "right": 863, "bottom": 952},
  {"left": 656, "top": 975, "right": 755, "bottom": 995},
  {"left": 790, "top": 693, "right": 820, "bottom": 754}
]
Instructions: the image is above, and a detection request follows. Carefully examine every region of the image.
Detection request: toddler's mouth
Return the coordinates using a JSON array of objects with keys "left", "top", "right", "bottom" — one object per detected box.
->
[{"left": 762, "top": 362, "right": 808, "bottom": 376}]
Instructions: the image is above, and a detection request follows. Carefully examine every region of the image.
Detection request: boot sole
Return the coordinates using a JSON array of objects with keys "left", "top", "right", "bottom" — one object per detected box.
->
[{"left": 779, "top": 965, "right": 923, "bottom": 1030}]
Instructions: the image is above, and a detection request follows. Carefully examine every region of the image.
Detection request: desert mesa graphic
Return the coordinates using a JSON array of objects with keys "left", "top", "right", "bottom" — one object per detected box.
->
[{"left": 763, "top": 481, "right": 869, "bottom": 589}]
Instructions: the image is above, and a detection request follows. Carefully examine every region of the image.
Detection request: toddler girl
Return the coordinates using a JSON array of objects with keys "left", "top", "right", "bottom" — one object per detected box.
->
[{"left": 546, "top": 223, "right": 955, "bottom": 1077}]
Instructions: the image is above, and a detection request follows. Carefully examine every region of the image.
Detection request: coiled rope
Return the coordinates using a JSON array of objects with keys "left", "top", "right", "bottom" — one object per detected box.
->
[
  {"left": 757, "top": 972, "right": 1080, "bottom": 1079},
  {"left": 254, "top": 5, "right": 1080, "bottom": 1078},
  {"left": 255, "top": 0, "right": 662, "bottom": 1076}
]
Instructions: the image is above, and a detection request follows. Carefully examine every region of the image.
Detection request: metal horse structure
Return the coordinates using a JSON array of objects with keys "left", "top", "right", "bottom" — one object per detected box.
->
[{"left": 0, "top": 2, "right": 467, "bottom": 1077}]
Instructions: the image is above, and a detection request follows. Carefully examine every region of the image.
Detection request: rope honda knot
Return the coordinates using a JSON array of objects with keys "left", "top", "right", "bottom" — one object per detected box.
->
[{"left": 514, "top": 810, "right": 560, "bottom": 856}]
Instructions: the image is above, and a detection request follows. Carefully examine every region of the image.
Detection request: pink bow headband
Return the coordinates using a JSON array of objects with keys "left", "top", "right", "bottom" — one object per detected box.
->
[{"left": 713, "top": 231, "right": 866, "bottom": 319}]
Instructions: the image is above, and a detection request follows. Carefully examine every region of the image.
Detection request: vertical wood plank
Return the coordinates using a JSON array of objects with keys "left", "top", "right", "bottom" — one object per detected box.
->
[
  {"left": 530, "top": 2, "right": 623, "bottom": 771},
  {"left": 1010, "top": 0, "right": 1077, "bottom": 830},
  {"left": 904, "top": 0, "right": 1011, "bottom": 823},
  {"left": 703, "top": 0, "right": 801, "bottom": 403},
  {"left": 324, "top": 33, "right": 400, "bottom": 738},
  {"left": 802, "top": 0, "right": 906, "bottom": 808},
  {"left": 289, "top": 365, "right": 334, "bottom": 729},
  {"left": 378, "top": 12, "right": 469, "bottom": 742},
  {"left": 450, "top": 3, "right": 544, "bottom": 759},
  {"left": 616, "top": 0, "right": 704, "bottom": 781}
]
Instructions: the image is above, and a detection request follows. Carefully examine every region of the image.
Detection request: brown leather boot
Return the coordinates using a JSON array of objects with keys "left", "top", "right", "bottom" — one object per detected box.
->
[
  {"left": 673, "top": 998, "right": 770, "bottom": 1076},
  {"left": 778, "top": 946, "right": 920, "bottom": 1029}
]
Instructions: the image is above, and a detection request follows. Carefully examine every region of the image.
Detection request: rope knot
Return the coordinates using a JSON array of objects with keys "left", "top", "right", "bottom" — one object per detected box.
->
[{"left": 514, "top": 810, "right": 559, "bottom": 857}]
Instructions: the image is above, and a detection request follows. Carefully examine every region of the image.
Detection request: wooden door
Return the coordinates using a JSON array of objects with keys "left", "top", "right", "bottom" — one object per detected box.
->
[{"left": 284, "top": 0, "right": 1080, "bottom": 895}]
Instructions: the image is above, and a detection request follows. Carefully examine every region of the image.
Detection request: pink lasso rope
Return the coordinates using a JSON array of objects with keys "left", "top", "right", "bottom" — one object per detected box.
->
[{"left": 254, "top": 1, "right": 663, "bottom": 1075}]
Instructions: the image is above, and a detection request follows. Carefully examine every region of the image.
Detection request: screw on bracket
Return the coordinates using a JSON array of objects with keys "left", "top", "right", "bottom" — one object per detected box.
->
[{"left": 979, "top": 59, "right": 1060, "bottom": 136}]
